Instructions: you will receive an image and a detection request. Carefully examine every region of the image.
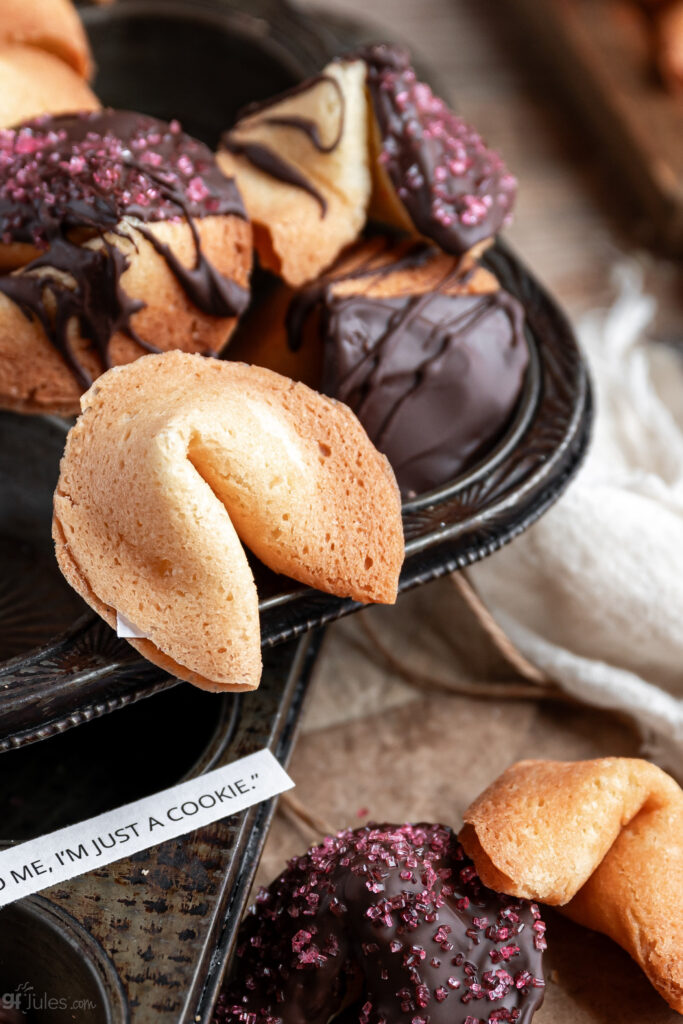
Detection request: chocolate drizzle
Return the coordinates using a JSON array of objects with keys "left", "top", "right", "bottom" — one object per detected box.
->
[
  {"left": 362, "top": 43, "right": 517, "bottom": 256},
  {"left": 236, "top": 74, "right": 343, "bottom": 123},
  {"left": 137, "top": 215, "right": 250, "bottom": 329},
  {"left": 262, "top": 113, "right": 342, "bottom": 153},
  {"left": 0, "top": 239, "right": 151, "bottom": 388},
  {"left": 221, "top": 137, "right": 328, "bottom": 215},
  {"left": 214, "top": 823, "right": 546, "bottom": 1024},
  {"left": 285, "top": 240, "right": 434, "bottom": 353},
  {"left": 220, "top": 74, "right": 345, "bottom": 217},
  {"left": 287, "top": 244, "right": 529, "bottom": 496},
  {"left": 0, "top": 110, "right": 249, "bottom": 387}
]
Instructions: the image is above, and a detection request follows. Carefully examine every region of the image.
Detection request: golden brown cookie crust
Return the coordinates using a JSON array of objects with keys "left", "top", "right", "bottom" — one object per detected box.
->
[
  {"left": 461, "top": 757, "right": 683, "bottom": 1013},
  {"left": 0, "top": 0, "right": 93, "bottom": 78},
  {"left": 0, "top": 213, "right": 252, "bottom": 416},
  {"left": 0, "top": 43, "right": 99, "bottom": 129},
  {"left": 53, "top": 352, "right": 404, "bottom": 690}
]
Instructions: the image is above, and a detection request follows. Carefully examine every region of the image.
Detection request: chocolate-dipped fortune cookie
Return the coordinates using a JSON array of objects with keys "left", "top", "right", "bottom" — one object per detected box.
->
[
  {"left": 362, "top": 43, "right": 517, "bottom": 257},
  {"left": 218, "top": 59, "right": 371, "bottom": 287},
  {"left": 229, "top": 239, "right": 529, "bottom": 497},
  {"left": 218, "top": 43, "right": 517, "bottom": 290},
  {"left": 215, "top": 822, "right": 546, "bottom": 1024},
  {"left": 0, "top": 110, "right": 252, "bottom": 414}
]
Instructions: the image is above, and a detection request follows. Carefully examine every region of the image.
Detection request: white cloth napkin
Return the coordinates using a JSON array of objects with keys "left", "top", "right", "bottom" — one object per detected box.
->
[{"left": 469, "top": 263, "right": 683, "bottom": 779}]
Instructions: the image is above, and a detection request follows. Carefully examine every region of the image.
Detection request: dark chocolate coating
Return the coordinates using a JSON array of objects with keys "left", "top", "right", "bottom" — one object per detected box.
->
[
  {"left": 214, "top": 823, "right": 546, "bottom": 1024},
  {"left": 363, "top": 44, "right": 517, "bottom": 256},
  {"left": 0, "top": 110, "right": 249, "bottom": 388},
  {"left": 324, "top": 283, "right": 528, "bottom": 496},
  {"left": 288, "top": 246, "right": 529, "bottom": 496}
]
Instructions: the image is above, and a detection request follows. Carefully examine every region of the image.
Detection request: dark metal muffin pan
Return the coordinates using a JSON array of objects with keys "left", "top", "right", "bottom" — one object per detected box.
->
[
  {"left": 0, "top": 0, "right": 592, "bottom": 1020},
  {"left": 0, "top": 632, "right": 321, "bottom": 1024},
  {"left": 0, "top": 898, "right": 128, "bottom": 1023},
  {"left": 0, "top": 230, "right": 590, "bottom": 750},
  {"left": 0, "top": 0, "right": 592, "bottom": 747}
]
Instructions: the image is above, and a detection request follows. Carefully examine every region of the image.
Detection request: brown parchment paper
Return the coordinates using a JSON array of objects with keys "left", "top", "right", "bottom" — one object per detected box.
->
[{"left": 256, "top": 575, "right": 679, "bottom": 1023}]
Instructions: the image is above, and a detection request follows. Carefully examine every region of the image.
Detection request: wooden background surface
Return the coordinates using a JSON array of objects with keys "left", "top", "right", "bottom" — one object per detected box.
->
[{"left": 251, "top": 3, "right": 682, "bottom": 1022}]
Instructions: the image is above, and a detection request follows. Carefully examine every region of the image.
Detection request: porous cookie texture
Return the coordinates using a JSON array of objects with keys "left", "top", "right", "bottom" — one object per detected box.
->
[
  {"left": 0, "top": 43, "right": 99, "bottom": 129},
  {"left": 461, "top": 758, "right": 683, "bottom": 1013},
  {"left": 53, "top": 352, "right": 404, "bottom": 691},
  {"left": 0, "top": 111, "right": 251, "bottom": 415},
  {"left": 218, "top": 59, "right": 371, "bottom": 287},
  {"left": 0, "top": 0, "right": 93, "bottom": 78},
  {"left": 215, "top": 822, "right": 546, "bottom": 1024}
]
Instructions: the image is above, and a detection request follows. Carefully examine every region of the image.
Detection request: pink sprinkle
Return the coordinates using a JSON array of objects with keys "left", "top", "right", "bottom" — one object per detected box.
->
[
  {"left": 490, "top": 944, "right": 521, "bottom": 963},
  {"left": 291, "top": 929, "right": 311, "bottom": 952},
  {"left": 415, "top": 984, "right": 430, "bottom": 1008},
  {"left": 141, "top": 150, "right": 163, "bottom": 167},
  {"left": 15, "top": 135, "right": 42, "bottom": 155},
  {"left": 298, "top": 945, "right": 324, "bottom": 965}
]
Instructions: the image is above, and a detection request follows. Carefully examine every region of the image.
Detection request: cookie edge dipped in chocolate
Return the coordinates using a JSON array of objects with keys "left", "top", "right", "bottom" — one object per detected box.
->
[
  {"left": 264, "top": 239, "right": 529, "bottom": 497},
  {"left": 215, "top": 821, "right": 546, "bottom": 1024},
  {"left": 361, "top": 43, "right": 517, "bottom": 257},
  {"left": 0, "top": 109, "right": 250, "bottom": 397}
]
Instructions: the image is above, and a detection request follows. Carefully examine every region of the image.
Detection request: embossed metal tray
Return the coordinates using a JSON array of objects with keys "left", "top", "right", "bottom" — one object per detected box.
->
[
  {"left": 0, "top": 631, "right": 322, "bottom": 1024},
  {"left": 0, "top": 0, "right": 592, "bottom": 752}
]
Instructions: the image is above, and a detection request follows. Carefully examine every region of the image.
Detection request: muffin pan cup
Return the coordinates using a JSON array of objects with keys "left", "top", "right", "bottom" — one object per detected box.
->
[
  {"left": 0, "top": 897, "right": 128, "bottom": 1023},
  {"left": 0, "top": 633, "right": 321, "bottom": 1023}
]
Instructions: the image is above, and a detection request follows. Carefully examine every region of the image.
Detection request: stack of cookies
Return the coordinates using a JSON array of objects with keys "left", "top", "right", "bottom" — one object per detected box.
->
[{"left": 0, "top": 3, "right": 529, "bottom": 691}]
